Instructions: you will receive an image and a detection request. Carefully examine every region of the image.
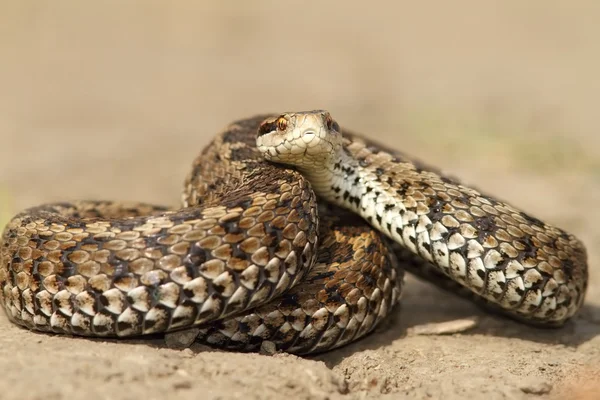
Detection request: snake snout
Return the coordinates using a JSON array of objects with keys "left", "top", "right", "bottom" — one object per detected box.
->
[{"left": 301, "top": 130, "right": 317, "bottom": 142}]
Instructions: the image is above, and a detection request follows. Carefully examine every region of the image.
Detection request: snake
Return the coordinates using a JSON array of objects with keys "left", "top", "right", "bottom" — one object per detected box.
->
[{"left": 0, "top": 110, "right": 588, "bottom": 355}]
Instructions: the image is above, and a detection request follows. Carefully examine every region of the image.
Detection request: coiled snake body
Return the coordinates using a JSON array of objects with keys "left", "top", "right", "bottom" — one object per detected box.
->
[{"left": 0, "top": 111, "right": 588, "bottom": 355}]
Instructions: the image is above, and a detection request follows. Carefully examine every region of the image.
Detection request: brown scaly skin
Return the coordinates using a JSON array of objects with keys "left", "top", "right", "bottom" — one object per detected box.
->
[
  {"left": 194, "top": 204, "right": 402, "bottom": 355},
  {"left": 0, "top": 109, "right": 589, "bottom": 357},
  {"left": 0, "top": 114, "right": 401, "bottom": 354}
]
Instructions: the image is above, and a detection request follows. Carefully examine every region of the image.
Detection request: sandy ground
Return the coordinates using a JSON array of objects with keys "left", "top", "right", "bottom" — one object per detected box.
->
[{"left": 1, "top": 1, "right": 600, "bottom": 399}]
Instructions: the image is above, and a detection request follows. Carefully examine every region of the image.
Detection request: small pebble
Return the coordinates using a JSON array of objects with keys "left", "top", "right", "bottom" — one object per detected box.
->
[
  {"left": 520, "top": 381, "right": 553, "bottom": 395},
  {"left": 259, "top": 341, "right": 278, "bottom": 356},
  {"left": 173, "top": 380, "right": 193, "bottom": 390}
]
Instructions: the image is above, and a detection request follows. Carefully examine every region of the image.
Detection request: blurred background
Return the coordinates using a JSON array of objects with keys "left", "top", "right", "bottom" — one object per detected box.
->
[{"left": 1, "top": 1, "right": 599, "bottom": 293}]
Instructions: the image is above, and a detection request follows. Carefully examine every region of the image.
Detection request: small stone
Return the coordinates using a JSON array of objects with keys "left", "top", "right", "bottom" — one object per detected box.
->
[
  {"left": 173, "top": 381, "right": 192, "bottom": 390},
  {"left": 180, "top": 348, "right": 195, "bottom": 358},
  {"left": 520, "top": 380, "right": 552, "bottom": 395},
  {"left": 259, "top": 340, "right": 278, "bottom": 356}
]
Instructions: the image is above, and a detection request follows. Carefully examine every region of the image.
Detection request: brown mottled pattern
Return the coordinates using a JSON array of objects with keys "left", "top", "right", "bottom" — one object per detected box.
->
[
  {"left": 195, "top": 205, "right": 401, "bottom": 355},
  {"left": 1, "top": 109, "right": 588, "bottom": 357},
  {"left": 0, "top": 115, "right": 402, "bottom": 355},
  {"left": 336, "top": 130, "right": 588, "bottom": 325}
]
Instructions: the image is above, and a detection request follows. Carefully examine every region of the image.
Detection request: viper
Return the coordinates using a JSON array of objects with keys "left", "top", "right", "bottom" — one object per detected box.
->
[{"left": 0, "top": 110, "right": 587, "bottom": 355}]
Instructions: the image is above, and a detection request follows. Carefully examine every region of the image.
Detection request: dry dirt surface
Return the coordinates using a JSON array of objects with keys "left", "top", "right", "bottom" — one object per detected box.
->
[{"left": 1, "top": 2, "right": 599, "bottom": 399}]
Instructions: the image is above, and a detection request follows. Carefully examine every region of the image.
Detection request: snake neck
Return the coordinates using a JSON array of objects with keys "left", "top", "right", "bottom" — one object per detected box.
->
[
  {"left": 297, "top": 146, "right": 409, "bottom": 246},
  {"left": 297, "top": 147, "right": 368, "bottom": 212}
]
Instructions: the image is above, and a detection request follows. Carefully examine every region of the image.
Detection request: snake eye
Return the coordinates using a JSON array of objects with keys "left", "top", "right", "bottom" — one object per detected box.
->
[
  {"left": 331, "top": 120, "right": 340, "bottom": 132},
  {"left": 325, "top": 115, "right": 339, "bottom": 132},
  {"left": 277, "top": 117, "right": 287, "bottom": 131}
]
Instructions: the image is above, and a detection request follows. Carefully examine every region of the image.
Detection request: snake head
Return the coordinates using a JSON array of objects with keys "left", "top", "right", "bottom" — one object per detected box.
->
[{"left": 256, "top": 110, "right": 343, "bottom": 169}]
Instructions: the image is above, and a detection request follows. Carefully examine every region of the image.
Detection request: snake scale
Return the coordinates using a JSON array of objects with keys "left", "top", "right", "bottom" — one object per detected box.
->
[{"left": 0, "top": 111, "right": 588, "bottom": 355}]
